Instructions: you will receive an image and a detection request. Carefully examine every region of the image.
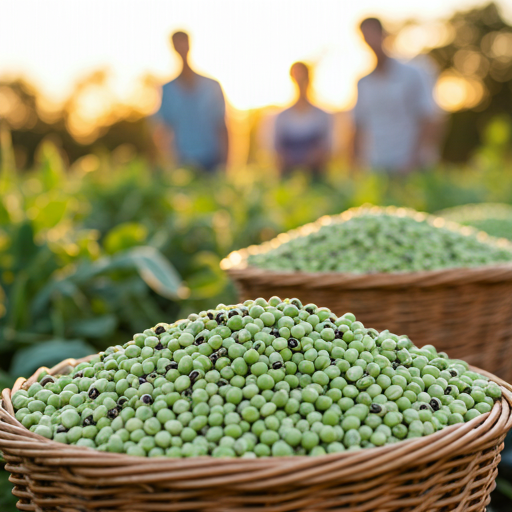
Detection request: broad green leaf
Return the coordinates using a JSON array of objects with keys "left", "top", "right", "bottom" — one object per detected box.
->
[
  {"left": 31, "top": 279, "right": 82, "bottom": 318},
  {"left": 125, "top": 247, "right": 186, "bottom": 299},
  {"left": 69, "top": 315, "right": 117, "bottom": 339},
  {"left": 34, "top": 247, "right": 185, "bottom": 307},
  {"left": 10, "top": 339, "right": 95, "bottom": 378}
]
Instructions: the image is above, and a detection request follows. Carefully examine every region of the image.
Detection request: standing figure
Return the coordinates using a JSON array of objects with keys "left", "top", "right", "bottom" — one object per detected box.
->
[
  {"left": 274, "top": 62, "right": 333, "bottom": 175},
  {"left": 154, "top": 31, "right": 228, "bottom": 171},
  {"left": 352, "top": 18, "right": 437, "bottom": 173}
]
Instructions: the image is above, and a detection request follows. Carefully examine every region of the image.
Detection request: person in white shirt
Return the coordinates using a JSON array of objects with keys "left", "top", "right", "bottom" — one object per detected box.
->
[
  {"left": 352, "top": 18, "right": 437, "bottom": 173},
  {"left": 274, "top": 62, "right": 333, "bottom": 175}
]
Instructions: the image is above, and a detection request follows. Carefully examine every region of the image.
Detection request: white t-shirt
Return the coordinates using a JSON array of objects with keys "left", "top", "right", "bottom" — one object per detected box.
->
[{"left": 353, "top": 58, "right": 436, "bottom": 170}]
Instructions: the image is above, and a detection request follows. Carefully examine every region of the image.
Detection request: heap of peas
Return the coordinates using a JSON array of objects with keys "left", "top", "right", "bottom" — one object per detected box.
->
[
  {"left": 12, "top": 297, "right": 502, "bottom": 458},
  {"left": 246, "top": 209, "right": 512, "bottom": 273}
]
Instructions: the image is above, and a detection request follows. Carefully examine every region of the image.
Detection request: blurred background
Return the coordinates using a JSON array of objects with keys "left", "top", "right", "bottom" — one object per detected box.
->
[{"left": 2, "top": 0, "right": 512, "bottom": 509}]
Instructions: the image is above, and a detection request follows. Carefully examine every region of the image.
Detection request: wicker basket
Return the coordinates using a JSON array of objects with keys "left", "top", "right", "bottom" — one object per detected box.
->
[
  {"left": 222, "top": 207, "right": 512, "bottom": 382},
  {"left": 1, "top": 358, "right": 512, "bottom": 512}
]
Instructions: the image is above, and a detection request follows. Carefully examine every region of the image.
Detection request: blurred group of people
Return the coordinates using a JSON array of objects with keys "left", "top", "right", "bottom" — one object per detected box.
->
[{"left": 153, "top": 18, "right": 443, "bottom": 175}]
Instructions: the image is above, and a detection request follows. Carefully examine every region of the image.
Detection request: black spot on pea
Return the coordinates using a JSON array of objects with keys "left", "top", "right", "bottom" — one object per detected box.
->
[
  {"left": 141, "top": 394, "right": 153, "bottom": 405},
  {"left": 288, "top": 338, "right": 299, "bottom": 349},
  {"left": 83, "top": 416, "right": 96, "bottom": 427},
  {"left": 228, "top": 310, "right": 239, "bottom": 318},
  {"left": 334, "top": 330, "right": 343, "bottom": 339},
  {"left": 166, "top": 362, "right": 178, "bottom": 372},
  {"left": 155, "top": 342, "right": 164, "bottom": 350},
  {"left": 139, "top": 377, "right": 147, "bottom": 384},
  {"left": 117, "top": 397, "right": 128, "bottom": 408},
  {"left": 40, "top": 376, "right": 55, "bottom": 387},
  {"left": 444, "top": 386, "right": 452, "bottom": 395},
  {"left": 207, "top": 312, "right": 214, "bottom": 320},
  {"left": 73, "top": 371, "right": 83, "bottom": 380},
  {"left": 147, "top": 373, "right": 158, "bottom": 383},
  {"left": 463, "top": 387, "right": 472, "bottom": 394},
  {"left": 88, "top": 388, "right": 100, "bottom": 400},
  {"left": 189, "top": 370, "right": 200, "bottom": 382},
  {"left": 430, "top": 399, "right": 441, "bottom": 411},
  {"left": 107, "top": 408, "right": 119, "bottom": 419},
  {"left": 272, "top": 361, "right": 283, "bottom": 370},
  {"left": 155, "top": 325, "right": 165, "bottom": 335},
  {"left": 370, "top": 404, "right": 382, "bottom": 414},
  {"left": 194, "top": 336, "right": 205, "bottom": 346}
]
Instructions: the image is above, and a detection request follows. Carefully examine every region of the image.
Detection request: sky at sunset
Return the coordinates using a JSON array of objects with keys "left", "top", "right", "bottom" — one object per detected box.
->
[{"left": 1, "top": 0, "right": 511, "bottom": 113}]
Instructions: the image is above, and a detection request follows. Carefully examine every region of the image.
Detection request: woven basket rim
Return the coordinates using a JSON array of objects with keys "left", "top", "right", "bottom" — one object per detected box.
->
[
  {"left": 224, "top": 261, "right": 512, "bottom": 289},
  {"left": 221, "top": 205, "right": 512, "bottom": 289},
  {"left": 1, "top": 356, "right": 512, "bottom": 471}
]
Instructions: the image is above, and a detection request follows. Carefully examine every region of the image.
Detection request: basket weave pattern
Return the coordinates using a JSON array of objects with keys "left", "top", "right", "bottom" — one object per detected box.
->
[
  {"left": 225, "top": 264, "right": 512, "bottom": 383},
  {"left": 1, "top": 359, "right": 512, "bottom": 512}
]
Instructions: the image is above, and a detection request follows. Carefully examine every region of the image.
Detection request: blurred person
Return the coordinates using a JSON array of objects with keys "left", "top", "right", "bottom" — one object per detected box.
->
[
  {"left": 274, "top": 62, "right": 333, "bottom": 175},
  {"left": 154, "top": 31, "right": 228, "bottom": 171},
  {"left": 352, "top": 18, "right": 437, "bottom": 173}
]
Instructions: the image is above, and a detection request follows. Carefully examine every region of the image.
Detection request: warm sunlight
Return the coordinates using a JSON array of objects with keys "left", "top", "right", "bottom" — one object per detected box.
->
[{"left": 2, "top": 0, "right": 510, "bottom": 114}]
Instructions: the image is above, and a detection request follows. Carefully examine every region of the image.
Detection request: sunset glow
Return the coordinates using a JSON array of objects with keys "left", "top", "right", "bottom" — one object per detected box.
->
[{"left": 0, "top": 0, "right": 510, "bottom": 119}]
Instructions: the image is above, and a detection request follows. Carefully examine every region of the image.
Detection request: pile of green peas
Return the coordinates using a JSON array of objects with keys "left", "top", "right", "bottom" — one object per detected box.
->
[
  {"left": 12, "top": 297, "right": 502, "bottom": 458},
  {"left": 247, "top": 211, "right": 512, "bottom": 273}
]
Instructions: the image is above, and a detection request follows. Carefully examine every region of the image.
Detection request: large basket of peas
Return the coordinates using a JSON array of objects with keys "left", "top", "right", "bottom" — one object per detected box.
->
[
  {"left": 223, "top": 206, "right": 512, "bottom": 382},
  {"left": 1, "top": 298, "right": 512, "bottom": 512}
]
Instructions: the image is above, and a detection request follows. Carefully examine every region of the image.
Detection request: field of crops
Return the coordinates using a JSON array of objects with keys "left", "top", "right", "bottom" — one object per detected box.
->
[{"left": 2, "top": 139, "right": 512, "bottom": 509}]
